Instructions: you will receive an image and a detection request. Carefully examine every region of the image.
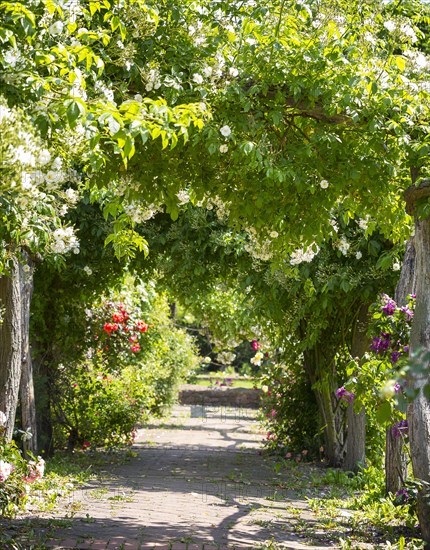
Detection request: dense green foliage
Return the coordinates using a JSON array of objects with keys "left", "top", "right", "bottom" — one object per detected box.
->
[
  {"left": 260, "top": 361, "right": 321, "bottom": 456},
  {"left": 1, "top": 0, "right": 430, "bottom": 539},
  {"left": 38, "top": 278, "right": 200, "bottom": 449}
]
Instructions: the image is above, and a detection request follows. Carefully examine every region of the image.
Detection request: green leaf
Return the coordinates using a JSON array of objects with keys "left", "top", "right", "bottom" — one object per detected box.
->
[
  {"left": 170, "top": 207, "right": 179, "bottom": 221},
  {"left": 67, "top": 100, "right": 83, "bottom": 128},
  {"left": 243, "top": 141, "right": 255, "bottom": 155},
  {"left": 375, "top": 401, "right": 392, "bottom": 424},
  {"left": 208, "top": 142, "right": 218, "bottom": 155},
  {"left": 106, "top": 115, "right": 121, "bottom": 135},
  {"left": 123, "top": 136, "right": 135, "bottom": 159},
  {"left": 394, "top": 56, "right": 406, "bottom": 71},
  {"left": 89, "top": 1, "right": 100, "bottom": 16},
  {"left": 340, "top": 279, "right": 350, "bottom": 292},
  {"left": 116, "top": 130, "right": 127, "bottom": 148},
  {"left": 111, "top": 15, "right": 120, "bottom": 31}
]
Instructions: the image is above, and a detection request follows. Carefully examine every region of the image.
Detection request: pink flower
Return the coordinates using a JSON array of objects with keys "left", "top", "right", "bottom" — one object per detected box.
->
[
  {"left": 271, "top": 409, "right": 277, "bottom": 417},
  {"left": 0, "top": 460, "right": 13, "bottom": 482},
  {"left": 251, "top": 340, "right": 259, "bottom": 351},
  {"left": 26, "top": 457, "right": 45, "bottom": 481}
]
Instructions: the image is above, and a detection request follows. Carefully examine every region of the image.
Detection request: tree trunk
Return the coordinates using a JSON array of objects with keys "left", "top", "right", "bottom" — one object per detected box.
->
[
  {"left": 385, "top": 238, "right": 416, "bottom": 495},
  {"left": 343, "top": 303, "right": 369, "bottom": 472},
  {"left": 303, "top": 346, "right": 343, "bottom": 467},
  {"left": 36, "top": 356, "right": 54, "bottom": 456},
  {"left": 385, "top": 426, "right": 407, "bottom": 495},
  {"left": 0, "top": 256, "right": 23, "bottom": 441},
  {"left": 169, "top": 302, "right": 176, "bottom": 319},
  {"left": 395, "top": 238, "right": 416, "bottom": 303},
  {"left": 19, "top": 253, "right": 37, "bottom": 457},
  {"left": 405, "top": 181, "right": 430, "bottom": 545}
]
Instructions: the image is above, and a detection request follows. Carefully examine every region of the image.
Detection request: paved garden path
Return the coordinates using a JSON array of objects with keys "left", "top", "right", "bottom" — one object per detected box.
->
[{"left": 17, "top": 406, "right": 343, "bottom": 549}]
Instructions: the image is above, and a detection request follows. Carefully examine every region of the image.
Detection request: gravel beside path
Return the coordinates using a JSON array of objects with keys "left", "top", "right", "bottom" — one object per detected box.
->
[{"left": 10, "top": 406, "right": 340, "bottom": 549}]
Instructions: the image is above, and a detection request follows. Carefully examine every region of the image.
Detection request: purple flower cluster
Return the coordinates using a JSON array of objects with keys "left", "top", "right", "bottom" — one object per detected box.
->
[
  {"left": 370, "top": 332, "right": 391, "bottom": 352},
  {"left": 400, "top": 306, "right": 414, "bottom": 321},
  {"left": 381, "top": 294, "right": 397, "bottom": 316},
  {"left": 395, "top": 488, "right": 410, "bottom": 503},
  {"left": 392, "top": 419, "right": 408, "bottom": 438},
  {"left": 335, "top": 386, "right": 355, "bottom": 403},
  {"left": 370, "top": 292, "right": 415, "bottom": 365},
  {"left": 382, "top": 300, "right": 396, "bottom": 316},
  {"left": 391, "top": 351, "right": 401, "bottom": 364}
]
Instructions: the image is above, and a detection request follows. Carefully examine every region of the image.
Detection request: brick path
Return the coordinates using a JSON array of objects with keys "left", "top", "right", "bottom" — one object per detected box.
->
[{"left": 9, "top": 406, "right": 339, "bottom": 549}]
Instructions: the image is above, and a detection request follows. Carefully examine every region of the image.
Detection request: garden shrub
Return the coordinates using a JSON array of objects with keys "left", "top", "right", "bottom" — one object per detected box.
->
[
  {"left": 259, "top": 361, "right": 321, "bottom": 456},
  {"left": 135, "top": 292, "right": 200, "bottom": 414},
  {"left": 0, "top": 438, "right": 28, "bottom": 517},
  {"left": 0, "top": 413, "right": 46, "bottom": 517},
  {"left": 52, "top": 360, "right": 149, "bottom": 449},
  {"left": 51, "top": 283, "right": 199, "bottom": 449}
]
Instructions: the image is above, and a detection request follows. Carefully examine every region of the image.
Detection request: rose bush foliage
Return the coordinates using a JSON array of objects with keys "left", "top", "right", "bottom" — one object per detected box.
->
[
  {"left": 0, "top": 413, "right": 45, "bottom": 517},
  {"left": 50, "top": 281, "right": 199, "bottom": 448}
]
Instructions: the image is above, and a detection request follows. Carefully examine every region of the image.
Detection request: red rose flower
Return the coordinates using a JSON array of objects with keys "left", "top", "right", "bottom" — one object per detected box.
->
[
  {"left": 103, "top": 322, "right": 118, "bottom": 334},
  {"left": 135, "top": 320, "right": 148, "bottom": 333},
  {"left": 112, "top": 312, "right": 125, "bottom": 323}
]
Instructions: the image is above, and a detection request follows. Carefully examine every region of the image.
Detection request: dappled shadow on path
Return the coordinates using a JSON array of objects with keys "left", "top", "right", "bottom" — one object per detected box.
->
[
  {"left": 1, "top": 513, "right": 338, "bottom": 549},
  {"left": 3, "top": 406, "right": 341, "bottom": 549}
]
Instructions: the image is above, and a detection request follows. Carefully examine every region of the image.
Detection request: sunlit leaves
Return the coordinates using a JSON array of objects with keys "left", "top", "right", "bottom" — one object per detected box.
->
[{"left": 105, "top": 228, "right": 148, "bottom": 259}]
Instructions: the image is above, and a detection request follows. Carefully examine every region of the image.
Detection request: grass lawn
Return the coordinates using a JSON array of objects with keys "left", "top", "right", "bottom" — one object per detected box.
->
[{"left": 187, "top": 375, "right": 260, "bottom": 389}]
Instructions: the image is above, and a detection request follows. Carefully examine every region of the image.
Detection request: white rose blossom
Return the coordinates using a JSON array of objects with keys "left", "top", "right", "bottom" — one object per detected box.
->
[
  {"left": 220, "top": 125, "right": 231, "bottom": 137},
  {"left": 45, "top": 170, "right": 62, "bottom": 186},
  {"left": 384, "top": 20, "right": 396, "bottom": 33},
  {"left": 65, "top": 188, "right": 79, "bottom": 203},
  {"left": 3, "top": 49, "right": 20, "bottom": 67},
  {"left": 21, "top": 172, "right": 34, "bottom": 190},
  {"left": 400, "top": 24, "right": 417, "bottom": 43},
  {"left": 52, "top": 157, "right": 62, "bottom": 170},
  {"left": 290, "top": 243, "right": 320, "bottom": 265},
  {"left": 337, "top": 238, "right": 350, "bottom": 255},
  {"left": 14, "top": 145, "right": 35, "bottom": 166},
  {"left": 176, "top": 190, "right": 190, "bottom": 205},
  {"left": 358, "top": 217, "right": 369, "bottom": 230},
  {"left": 49, "top": 21, "right": 64, "bottom": 36}
]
